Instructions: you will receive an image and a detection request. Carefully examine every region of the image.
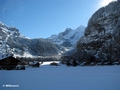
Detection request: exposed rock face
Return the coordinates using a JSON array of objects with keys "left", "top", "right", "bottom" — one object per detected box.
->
[
  {"left": 0, "top": 22, "right": 60, "bottom": 56},
  {"left": 47, "top": 25, "right": 85, "bottom": 47},
  {"left": 76, "top": 1, "right": 120, "bottom": 62},
  {"left": 47, "top": 25, "right": 85, "bottom": 55}
]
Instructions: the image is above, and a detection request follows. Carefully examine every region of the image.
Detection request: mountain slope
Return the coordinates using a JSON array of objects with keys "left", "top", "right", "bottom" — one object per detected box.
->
[
  {"left": 75, "top": 1, "right": 120, "bottom": 63},
  {"left": 47, "top": 25, "right": 85, "bottom": 47},
  {"left": 0, "top": 22, "right": 61, "bottom": 57}
]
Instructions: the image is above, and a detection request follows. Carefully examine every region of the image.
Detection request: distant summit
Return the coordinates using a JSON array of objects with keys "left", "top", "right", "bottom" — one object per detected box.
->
[{"left": 47, "top": 25, "right": 85, "bottom": 48}]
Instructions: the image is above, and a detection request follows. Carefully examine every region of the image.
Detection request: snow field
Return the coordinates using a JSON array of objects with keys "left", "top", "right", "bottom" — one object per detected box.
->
[{"left": 0, "top": 62, "right": 120, "bottom": 90}]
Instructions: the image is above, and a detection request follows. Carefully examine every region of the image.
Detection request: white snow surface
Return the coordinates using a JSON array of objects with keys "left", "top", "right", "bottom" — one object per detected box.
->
[{"left": 0, "top": 62, "right": 120, "bottom": 90}]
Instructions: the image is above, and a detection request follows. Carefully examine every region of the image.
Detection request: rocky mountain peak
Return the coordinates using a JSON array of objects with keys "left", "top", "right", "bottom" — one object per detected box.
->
[{"left": 47, "top": 25, "right": 85, "bottom": 48}]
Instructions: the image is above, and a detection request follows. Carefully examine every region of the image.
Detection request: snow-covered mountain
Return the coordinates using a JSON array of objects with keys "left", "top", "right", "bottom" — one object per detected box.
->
[
  {"left": 74, "top": 1, "right": 120, "bottom": 63},
  {"left": 0, "top": 22, "right": 85, "bottom": 57},
  {"left": 0, "top": 22, "right": 61, "bottom": 57},
  {"left": 47, "top": 25, "right": 85, "bottom": 48}
]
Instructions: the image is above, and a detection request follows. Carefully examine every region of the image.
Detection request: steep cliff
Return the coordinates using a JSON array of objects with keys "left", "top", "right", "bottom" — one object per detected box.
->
[{"left": 76, "top": 1, "right": 120, "bottom": 63}]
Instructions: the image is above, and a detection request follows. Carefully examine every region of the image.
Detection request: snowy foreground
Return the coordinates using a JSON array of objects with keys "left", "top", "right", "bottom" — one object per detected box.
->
[{"left": 0, "top": 62, "right": 120, "bottom": 90}]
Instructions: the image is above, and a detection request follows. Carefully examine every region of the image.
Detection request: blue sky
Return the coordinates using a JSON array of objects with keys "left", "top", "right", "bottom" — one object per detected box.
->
[{"left": 0, "top": 0, "right": 116, "bottom": 38}]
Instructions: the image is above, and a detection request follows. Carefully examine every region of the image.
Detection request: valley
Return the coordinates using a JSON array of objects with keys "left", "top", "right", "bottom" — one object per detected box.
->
[{"left": 0, "top": 63, "right": 120, "bottom": 90}]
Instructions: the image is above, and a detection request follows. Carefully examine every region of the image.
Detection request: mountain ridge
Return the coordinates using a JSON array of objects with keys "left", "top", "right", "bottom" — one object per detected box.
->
[
  {"left": 47, "top": 25, "right": 85, "bottom": 48},
  {"left": 0, "top": 22, "right": 61, "bottom": 57},
  {"left": 0, "top": 22, "right": 85, "bottom": 57}
]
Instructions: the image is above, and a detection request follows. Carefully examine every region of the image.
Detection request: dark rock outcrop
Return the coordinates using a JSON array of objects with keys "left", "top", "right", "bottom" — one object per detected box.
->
[{"left": 75, "top": 1, "right": 120, "bottom": 64}]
